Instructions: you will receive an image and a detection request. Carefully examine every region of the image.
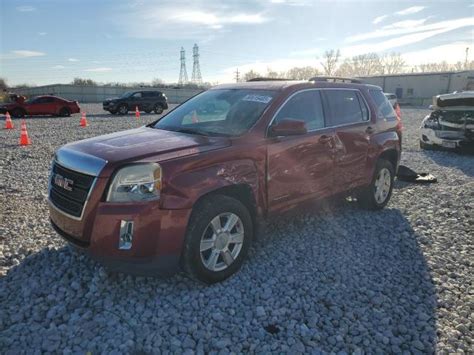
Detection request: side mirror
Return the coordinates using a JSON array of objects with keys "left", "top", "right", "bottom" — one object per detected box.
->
[{"left": 270, "top": 119, "right": 307, "bottom": 136}]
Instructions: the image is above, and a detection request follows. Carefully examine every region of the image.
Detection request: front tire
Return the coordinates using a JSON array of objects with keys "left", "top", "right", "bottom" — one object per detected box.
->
[
  {"left": 181, "top": 195, "right": 253, "bottom": 284},
  {"left": 59, "top": 107, "right": 71, "bottom": 117},
  {"left": 118, "top": 104, "right": 128, "bottom": 115},
  {"left": 11, "top": 108, "right": 25, "bottom": 118},
  {"left": 358, "top": 159, "right": 394, "bottom": 210}
]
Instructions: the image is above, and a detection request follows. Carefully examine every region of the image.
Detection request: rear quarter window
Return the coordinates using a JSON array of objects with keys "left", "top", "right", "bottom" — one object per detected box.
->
[{"left": 371, "top": 90, "right": 397, "bottom": 120}]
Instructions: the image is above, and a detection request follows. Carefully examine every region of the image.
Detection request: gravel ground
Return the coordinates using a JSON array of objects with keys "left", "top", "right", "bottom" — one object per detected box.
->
[{"left": 0, "top": 105, "right": 472, "bottom": 354}]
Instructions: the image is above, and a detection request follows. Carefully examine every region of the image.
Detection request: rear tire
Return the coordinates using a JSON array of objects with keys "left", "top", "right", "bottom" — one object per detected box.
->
[
  {"left": 144, "top": 109, "right": 152, "bottom": 114},
  {"left": 154, "top": 104, "right": 164, "bottom": 114},
  {"left": 358, "top": 159, "right": 394, "bottom": 210},
  {"left": 181, "top": 195, "right": 253, "bottom": 284},
  {"left": 59, "top": 107, "right": 71, "bottom": 117}
]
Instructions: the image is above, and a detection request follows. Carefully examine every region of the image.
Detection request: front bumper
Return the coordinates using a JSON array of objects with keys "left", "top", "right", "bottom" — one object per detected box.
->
[
  {"left": 420, "top": 127, "right": 474, "bottom": 151},
  {"left": 50, "top": 200, "right": 192, "bottom": 276},
  {"left": 103, "top": 102, "right": 118, "bottom": 111}
]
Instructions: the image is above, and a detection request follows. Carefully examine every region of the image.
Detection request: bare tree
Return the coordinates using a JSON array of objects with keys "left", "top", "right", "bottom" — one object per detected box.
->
[
  {"left": 243, "top": 70, "right": 261, "bottom": 82},
  {"left": 320, "top": 49, "right": 340, "bottom": 76},
  {"left": 381, "top": 53, "right": 406, "bottom": 74},
  {"left": 151, "top": 78, "right": 164, "bottom": 86},
  {"left": 72, "top": 78, "right": 98, "bottom": 86},
  {"left": 416, "top": 61, "right": 451, "bottom": 73},
  {"left": 286, "top": 66, "right": 320, "bottom": 80},
  {"left": 0, "top": 78, "right": 7, "bottom": 91},
  {"left": 265, "top": 68, "right": 280, "bottom": 79}
]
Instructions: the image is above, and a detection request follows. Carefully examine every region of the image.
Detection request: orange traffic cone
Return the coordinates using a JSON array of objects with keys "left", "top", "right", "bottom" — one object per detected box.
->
[
  {"left": 80, "top": 112, "right": 88, "bottom": 127},
  {"left": 4, "top": 112, "right": 14, "bottom": 129},
  {"left": 19, "top": 120, "right": 31, "bottom": 146},
  {"left": 135, "top": 106, "right": 140, "bottom": 119}
]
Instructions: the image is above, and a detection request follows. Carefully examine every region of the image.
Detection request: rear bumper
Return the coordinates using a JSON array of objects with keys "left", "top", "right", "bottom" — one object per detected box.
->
[{"left": 50, "top": 201, "right": 192, "bottom": 276}]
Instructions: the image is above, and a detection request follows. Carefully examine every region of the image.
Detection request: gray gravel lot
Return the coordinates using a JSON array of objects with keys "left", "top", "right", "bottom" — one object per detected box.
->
[{"left": 0, "top": 104, "right": 473, "bottom": 353}]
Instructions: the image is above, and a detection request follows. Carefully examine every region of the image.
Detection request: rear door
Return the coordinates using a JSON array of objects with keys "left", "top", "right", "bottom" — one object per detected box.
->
[
  {"left": 267, "top": 89, "right": 335, "bottom": 212},
  {"left": 128, "top": 92, "right": 143, "bottom": 110},
  {"left": 322, "top": 89, "right": 371, "bottom": 192}
]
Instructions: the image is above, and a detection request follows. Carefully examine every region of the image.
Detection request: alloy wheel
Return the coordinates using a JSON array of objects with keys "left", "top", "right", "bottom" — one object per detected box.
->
[{"left": 199, "top": 212, "right": 244, "bottom": 272}]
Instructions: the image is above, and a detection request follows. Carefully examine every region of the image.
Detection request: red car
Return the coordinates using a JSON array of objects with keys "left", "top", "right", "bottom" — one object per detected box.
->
[
  {"left": 49, "top": 77, "right": 401, "bottom": 283},
  {"left": 0, "top": 95, "right": 81, "bottom": 118}
]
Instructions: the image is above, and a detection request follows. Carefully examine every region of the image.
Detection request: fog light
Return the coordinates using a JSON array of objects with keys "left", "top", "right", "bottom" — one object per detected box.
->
[{"left": 119, "top": 220, "right": 133, "bottom": 250}]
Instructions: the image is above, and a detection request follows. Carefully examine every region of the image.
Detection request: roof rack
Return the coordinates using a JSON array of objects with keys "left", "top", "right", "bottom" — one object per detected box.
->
[
  {"left": 308, "top": 76, "right": 362, "bottom": 84},
  {"left": 247, "top": 77, "right": 293, "bottom": 82}
]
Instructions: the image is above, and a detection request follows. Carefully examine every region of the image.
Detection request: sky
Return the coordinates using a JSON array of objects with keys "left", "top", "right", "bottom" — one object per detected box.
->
[{"left": 0, "top": 0, "right": 473, "bottom": 86}]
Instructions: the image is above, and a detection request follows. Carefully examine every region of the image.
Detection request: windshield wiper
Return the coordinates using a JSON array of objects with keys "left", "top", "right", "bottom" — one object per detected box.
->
[{"left": 158, "top": 126, "right": 229, "bottom": 137}]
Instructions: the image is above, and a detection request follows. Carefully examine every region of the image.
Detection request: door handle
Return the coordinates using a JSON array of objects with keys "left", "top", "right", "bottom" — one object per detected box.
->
[{"left": 365, "top": 126, "right": 375, "bottom": 134}]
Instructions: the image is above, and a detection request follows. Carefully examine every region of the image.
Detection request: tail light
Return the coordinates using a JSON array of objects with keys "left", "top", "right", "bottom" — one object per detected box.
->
[{"left": 394, "top": 103, "right": 403, "bottom": 130}]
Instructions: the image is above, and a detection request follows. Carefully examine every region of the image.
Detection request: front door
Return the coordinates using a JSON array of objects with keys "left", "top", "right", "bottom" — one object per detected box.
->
[{"left": 267, "top": 90, "right": 335, "bottom": 213}]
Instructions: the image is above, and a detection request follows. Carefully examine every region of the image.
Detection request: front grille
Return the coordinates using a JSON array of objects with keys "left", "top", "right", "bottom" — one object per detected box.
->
[{"left": 49, "top": 163, "right": 95, "bottom": 218}]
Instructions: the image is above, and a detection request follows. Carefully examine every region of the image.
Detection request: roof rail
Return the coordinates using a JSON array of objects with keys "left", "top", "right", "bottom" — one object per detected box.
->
[
  {"left": 308, "top": 76, "right": 362, "bottom": 84},
  {"left": 247, "top": 77, "right": 293, "bottom": 82}
]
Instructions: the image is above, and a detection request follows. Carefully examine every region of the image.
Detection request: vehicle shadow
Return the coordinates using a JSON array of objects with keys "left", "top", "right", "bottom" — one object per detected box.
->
[
  {"left": 0, "top": 202, "right": 437, "bottom": 353},
  {"left": 421, "top": 149, "right": 474, "bottom": 177}
]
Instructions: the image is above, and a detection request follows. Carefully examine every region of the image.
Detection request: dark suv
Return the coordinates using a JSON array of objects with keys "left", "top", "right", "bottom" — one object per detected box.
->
[
  {"left": 103, "top": 90, "right": 168, "bottom": 115},
  {"left": 50, "top": 77, "right": 402, "bottom": 283}
]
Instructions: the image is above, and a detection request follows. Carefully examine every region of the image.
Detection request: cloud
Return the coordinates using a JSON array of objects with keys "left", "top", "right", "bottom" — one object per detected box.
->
[
  {"left": 12, "top": 50, "right": 45, "bottom": 57},
  {"left": 382, "top": 18, "right": 430, "bottom": 30},
  {"left": 115, "top": 2, "right": 270, "bottom": 39},
  {"left": 52, "top": 65, "right": 65, "bottom": 69},
  {"left": 38, "top": 32, "right": 47, "bottom": 36},
  {"left": 269, "top": 0, "right": 311, "bottom": 6},
  {"left": 16, "top": 5, "right": 35, "bottom": 12},
  {"left": 346, "top": 17, "right": 474, "bottom": 43},
  {"left": 402, "top": 41, "right": 472, "bottom": 65},
  {"left": 373, "top": 15, "right": 388, "bottom": 25},
  {"left": 395, "top": 6, "right": 425, "bottom": 16},
  {"left": 84, "top": 67, "right": 113, "bottom": 72},
  {"left": 343, "top": 26, "right": 470, "bottom": 56},
  {"left": 68, "top": 58, "right": 79, "bottom": 62}
]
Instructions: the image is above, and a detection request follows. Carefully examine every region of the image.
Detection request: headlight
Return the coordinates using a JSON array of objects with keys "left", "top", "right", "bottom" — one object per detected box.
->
[
  {"left": 422, "top": 116, "right": 440, "bottom": 129},
  {"left": 107, "top": 163, "right": 161, "bottom": 202}
]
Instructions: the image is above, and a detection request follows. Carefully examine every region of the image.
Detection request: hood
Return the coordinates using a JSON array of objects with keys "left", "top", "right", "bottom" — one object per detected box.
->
[{"left": 59, "top": 127, "right": 231, "bottom": 172}]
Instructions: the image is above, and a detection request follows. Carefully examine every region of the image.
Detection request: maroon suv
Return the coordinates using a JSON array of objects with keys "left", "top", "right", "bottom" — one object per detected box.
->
[{"left": 49, "top": 78, "right": 401, "bottom": 283}]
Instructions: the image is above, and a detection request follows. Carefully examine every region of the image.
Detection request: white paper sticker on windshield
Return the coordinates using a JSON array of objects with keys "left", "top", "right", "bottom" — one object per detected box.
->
[{"left": 242, "top": 94, "right": 273, "bottom": 104}]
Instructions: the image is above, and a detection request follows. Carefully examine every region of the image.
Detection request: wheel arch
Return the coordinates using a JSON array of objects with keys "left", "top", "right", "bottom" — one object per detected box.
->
[{"left": 378, "top": 148, "right": 399, "bottom": 172}]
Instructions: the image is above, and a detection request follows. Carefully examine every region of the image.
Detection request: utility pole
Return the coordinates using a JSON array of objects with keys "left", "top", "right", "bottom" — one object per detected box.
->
[
  {"left": 465, "top": 47, "right": 470, "bottom": 70},
  {"left": 234, "top": 68, "right": 240, "bottom": 82}
]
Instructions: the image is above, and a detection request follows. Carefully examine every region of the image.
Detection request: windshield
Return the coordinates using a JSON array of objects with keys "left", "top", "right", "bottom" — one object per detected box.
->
[{"left": 153, "top": 89, "right": 277, "bottom": 136}]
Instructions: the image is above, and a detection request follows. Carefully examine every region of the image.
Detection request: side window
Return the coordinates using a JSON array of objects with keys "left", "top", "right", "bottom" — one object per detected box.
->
[
  {"left": 324, "top": 90, "right": 369, "bottom": 126},
  {"left": 273, "top": 91, "right": 325, "bottom": 131},
  {"left": 369, "top": 89, "right": 397, "bottom": 120},
  {"left": 132, "top": 92, "right": 142, "bottom": 99}
]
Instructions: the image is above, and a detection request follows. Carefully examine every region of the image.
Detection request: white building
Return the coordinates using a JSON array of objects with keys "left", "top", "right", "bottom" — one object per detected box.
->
[{"left": 359, "top": 70, "right": 474, "bottom": 106}]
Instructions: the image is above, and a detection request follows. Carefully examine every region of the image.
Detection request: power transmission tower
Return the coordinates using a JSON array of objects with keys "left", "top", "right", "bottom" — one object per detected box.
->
[
  {"left": 234, "top": 68, "right": 240, "bottom": 82},
  {"left": 178, "top": 47, "right": 188, "bottom": 85},
  {"left": 191, "top": 43, "right": 203, "bottom": 84}
]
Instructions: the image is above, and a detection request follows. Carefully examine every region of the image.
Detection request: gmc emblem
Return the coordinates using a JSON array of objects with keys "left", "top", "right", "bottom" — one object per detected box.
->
[{"left": 54, "top": 174, "right": 74, "bottom": 191}]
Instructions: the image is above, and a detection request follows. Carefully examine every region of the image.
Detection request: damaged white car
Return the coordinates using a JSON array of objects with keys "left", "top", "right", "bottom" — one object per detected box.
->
[{"left": 420, "top": 91, "right": 474, "bottom": 152}]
